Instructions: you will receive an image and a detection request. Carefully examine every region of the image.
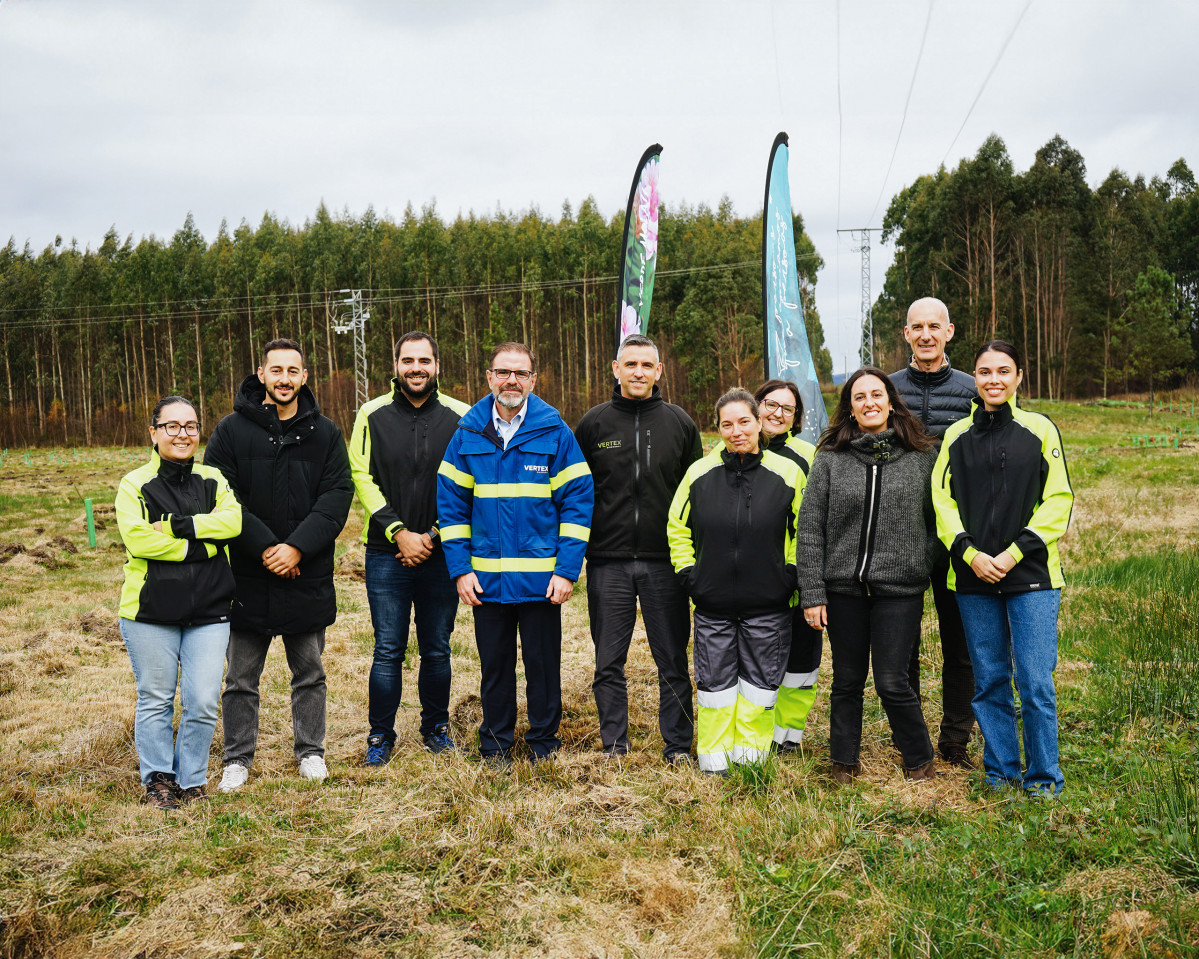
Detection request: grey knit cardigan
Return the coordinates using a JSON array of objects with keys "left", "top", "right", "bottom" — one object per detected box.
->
[{"left": 797, "top": 428, "right": 937, "bottom": 607}]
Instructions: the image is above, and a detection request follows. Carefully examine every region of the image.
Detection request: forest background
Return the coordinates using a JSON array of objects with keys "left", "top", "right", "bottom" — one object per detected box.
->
[{"left": 1, "top": 132, "right": 1197, "bottom": 447}]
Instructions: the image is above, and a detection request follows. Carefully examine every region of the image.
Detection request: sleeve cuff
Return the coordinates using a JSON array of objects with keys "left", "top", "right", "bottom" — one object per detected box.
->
[
  {"left": 168, "top": 514, "right": 195, "bottom": 540},
  {"left": 1006, "top": 543, "right": 1024, "bottom": 563}
]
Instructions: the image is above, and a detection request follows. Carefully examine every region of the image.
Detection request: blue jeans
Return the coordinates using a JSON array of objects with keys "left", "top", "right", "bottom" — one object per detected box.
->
[
  {"left": 364, "top": 547, "right": 458, "bottom": 741},
  {"left": 955, "top": 589, "right": 1064, "bottom": 795},
  {"left": 119, "top": 618, "right": 228, "bottom": 789}
]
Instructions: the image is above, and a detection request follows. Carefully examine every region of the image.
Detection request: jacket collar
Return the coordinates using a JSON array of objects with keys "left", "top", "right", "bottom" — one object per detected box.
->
[
  {"left": 151, "top": 448, "right": 195, "bottom": 483},
  {"left": 904, "top": 357, "right": 956, "bottom": 386},
  {"left": 233, "top": 374, "right": 318, "bottom": 431},
  {"left": 389, "top": 378, "right": 445, "bottom": 414},
  {"left": 849, "top": 427, "right": 903, "bottom": 463},
  {"left": 609, "top": 383, "right": 664, "bottom": 414},
  {"left": 720, "top": 448, "right": 762, "bottom": 471},
  {"left": 971, "top": 397, "right": 1016, "bottom": 430},
  {"left": 460, "top": 391, "right": 562, "bottom": 441}
]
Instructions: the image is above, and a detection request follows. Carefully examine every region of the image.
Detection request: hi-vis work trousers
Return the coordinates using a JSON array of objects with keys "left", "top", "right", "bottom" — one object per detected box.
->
[
  {"left": 693, "top": 608, "right": 791, "bottom": 772},
  {"left": 774, "top": 609, "right": 823, "bottom": 746}
]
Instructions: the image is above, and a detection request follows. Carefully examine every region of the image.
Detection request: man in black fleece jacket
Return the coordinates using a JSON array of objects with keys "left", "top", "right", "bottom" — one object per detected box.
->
[
  {"left": 888, "top": 297, "right": 977, "bottom": 767},
  {"left": 575, "top": 335, "right": 702, "bottom": 763}
]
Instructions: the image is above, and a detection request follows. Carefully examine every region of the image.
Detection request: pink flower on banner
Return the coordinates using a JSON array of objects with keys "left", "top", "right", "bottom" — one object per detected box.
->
[
  {"left": 620, "top": 301, "right": 640, "bottom": 340},
  {"left": 639, "top": 159, "right": 660, "bottom": 262}
]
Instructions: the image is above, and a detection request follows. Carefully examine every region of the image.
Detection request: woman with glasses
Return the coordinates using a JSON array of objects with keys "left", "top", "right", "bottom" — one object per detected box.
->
[
  {"left": 115, "top": 396, "right": 241, "bottom": 809},
  {"left": 933, "top": 341, "right": 1073, "bottom": 798},
  {"left": 668, "top": 389, "right": 804, "bottom": 775},
  {"left": 797, "top": 369, "right": 939, "bottom": 785},
  {"left": 752, "top": 379, "right": 820, "bottom": 752}
]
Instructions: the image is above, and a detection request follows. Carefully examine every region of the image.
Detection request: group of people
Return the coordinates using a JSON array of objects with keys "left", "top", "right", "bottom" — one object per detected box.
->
[{"left": 115, "top": 295, "right": 1073, "bottom": 810}]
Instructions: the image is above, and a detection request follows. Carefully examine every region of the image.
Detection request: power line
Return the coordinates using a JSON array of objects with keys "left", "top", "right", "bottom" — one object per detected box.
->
[
  {"left": 836, "top": 0, "right": 843, "bottom": 232},
  {"left": 866, "top": 0, "right": 935, "bottom": 228},
  {"left": 0, "top": 257, "right": 822, "bottom": 332},
  {"left": 940, "top": 0, "right": 1034, "bottom": 169}
]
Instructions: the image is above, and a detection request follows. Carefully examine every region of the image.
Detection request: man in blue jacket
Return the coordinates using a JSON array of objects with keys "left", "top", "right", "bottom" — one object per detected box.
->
[{"left": 437, "top": 342, "right": 594, "bottom": 768}]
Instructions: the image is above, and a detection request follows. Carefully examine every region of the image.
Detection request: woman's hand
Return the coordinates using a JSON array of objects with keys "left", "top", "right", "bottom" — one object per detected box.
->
[
  {"left": 803, "top": 605, "right": 827, "bottom": 630},
  {"left": 970, "top": 551, "right": 1015, "bottom": 584}
]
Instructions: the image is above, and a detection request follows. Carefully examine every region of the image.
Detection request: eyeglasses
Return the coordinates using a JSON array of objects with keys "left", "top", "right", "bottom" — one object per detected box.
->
[
  {"left": 761, "top": 399, "right": 796, "bottom": 417},
  {"left": 154, "top": 421, "right": 200, "bottom": 436},
  {"left": 489, "top": 369, "right": 534, "bottom": 382}
]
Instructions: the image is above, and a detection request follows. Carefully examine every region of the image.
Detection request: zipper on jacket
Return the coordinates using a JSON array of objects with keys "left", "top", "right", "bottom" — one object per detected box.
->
[
  {"left": 632, "top": 406, "right": 641, "bottom": 558},
  {"left": 857, "top": 463, "right": 879, "bottom": 583}
]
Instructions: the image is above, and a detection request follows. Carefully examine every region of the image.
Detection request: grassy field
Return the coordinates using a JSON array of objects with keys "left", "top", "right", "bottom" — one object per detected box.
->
[{"left": 1, "top": 397, "right": 1198, "bottom": 957}]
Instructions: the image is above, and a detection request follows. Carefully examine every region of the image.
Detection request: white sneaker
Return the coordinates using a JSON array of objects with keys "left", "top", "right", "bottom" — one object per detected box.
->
[
  {"left": 218, "top": 763, "right": 249, "bottom": 793},
  {"left": 298, "top": 755, "right": 328, "bottom": 781}
]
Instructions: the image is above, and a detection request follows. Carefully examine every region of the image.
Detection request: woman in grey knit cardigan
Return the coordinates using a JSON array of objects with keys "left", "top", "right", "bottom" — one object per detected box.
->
[{"left": 796, "top": 367, "right": 940, "bottom": 784}]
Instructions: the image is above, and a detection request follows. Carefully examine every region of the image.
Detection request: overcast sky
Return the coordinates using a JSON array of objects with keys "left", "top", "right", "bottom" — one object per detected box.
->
[{"left": 3, "top": 0, "right": 1196, "bottom": 374}]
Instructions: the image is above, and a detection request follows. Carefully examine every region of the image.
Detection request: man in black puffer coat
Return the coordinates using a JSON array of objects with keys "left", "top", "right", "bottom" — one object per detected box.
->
[
  {"left": 888, "top": 297, "right": 977, "bottom": 768},
  {"left": 204, "top": 338, "right": 353, "bottom": 791}
]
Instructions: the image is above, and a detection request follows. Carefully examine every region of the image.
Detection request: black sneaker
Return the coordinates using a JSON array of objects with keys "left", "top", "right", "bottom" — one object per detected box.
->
[
  {"left": 481, "top": 752, "right": 513, "bottom": 772},
  {"left": 143, "top": 772, "right": 181, "bottom": 810},
  {"left": 422, "top": 723, "right": 456, "bottom": 754},
  {"left": 365, "top": 734, "right": 393, "bottom": 767}
]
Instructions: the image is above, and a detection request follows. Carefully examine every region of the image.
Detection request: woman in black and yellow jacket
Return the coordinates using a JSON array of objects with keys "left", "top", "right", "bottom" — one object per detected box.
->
[
  {"left": 116, "top": 396, "right": 241, "bottom": 809},
  {"left": 668, "top": 389, "right": 804, "bottom": 775},
  {"left": 933, "top": 341, "right": 1074, "bottom": 798}
]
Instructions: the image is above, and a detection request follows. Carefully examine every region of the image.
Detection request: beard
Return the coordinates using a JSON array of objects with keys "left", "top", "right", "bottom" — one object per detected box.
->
[
  {"left": 494, "top": 387, "right": 527, "bottom": 410},
  {"left": 264, "top": 383, "right": 298, "bottom": 408},
  {"left": 400, "top": 372, "right": 438, "bottom": 400}
]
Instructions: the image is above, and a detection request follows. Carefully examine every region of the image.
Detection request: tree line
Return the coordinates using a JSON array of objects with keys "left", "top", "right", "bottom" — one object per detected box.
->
[
  {"left": 874, "top": 134, "right": 1199, "bottom": 401},
  {"left": 0, "top": 199, "right": 829, "bottom": 447}
]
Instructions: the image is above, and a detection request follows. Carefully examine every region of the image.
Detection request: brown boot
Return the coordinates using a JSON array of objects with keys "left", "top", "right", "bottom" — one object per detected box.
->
[
  {"left": 828, "top": 763, "right": 861, "bottom": 787},
  {"left": 939, "top": 744, "right": 974, "bottom": 769},
  {"left": 905, "top": 760, "right": 938, "bottom": 781}
]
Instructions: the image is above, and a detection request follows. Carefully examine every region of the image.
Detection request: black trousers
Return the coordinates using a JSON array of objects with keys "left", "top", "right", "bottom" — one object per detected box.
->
[
  {"left": 472, "top": 601, "right": 562, "bottom": 759},
  {"left": 587, "top": 559, "right": 694, "bottom": 758},
  {"left": 827, "top": 591, "right": 933, "bottom": 769},
  {"left": 906, "top": 560, "right": 977, "bottom": 749}
]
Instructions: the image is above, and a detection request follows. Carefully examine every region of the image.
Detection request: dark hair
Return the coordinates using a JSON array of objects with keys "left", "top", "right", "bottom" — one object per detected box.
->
[
  {"left": 817, "top": 367, "right": 934, "bottom": 453},
  {"left": 261, "top": 338, "right": 305, "bottom": 368},
  {"left": 616, "top": 333, "right": 659, "bottom": 361},
  {"left": 753, "top": 378, "right": 804, "bottom": 430},
  {"left": 487, "top": 341, "right": 536, "bottom": 371},
  {"left": 150, "top": 395, "right": 195, "bottom": 428},
  {"left": 394, "top": 330, "right": 439, "bottom": 362},
  {"left": 974, "top": 339, "right": 1021, "bottom": 369},
  {"left": 715, "top": 388, "right": 759, "bottom": 420}
]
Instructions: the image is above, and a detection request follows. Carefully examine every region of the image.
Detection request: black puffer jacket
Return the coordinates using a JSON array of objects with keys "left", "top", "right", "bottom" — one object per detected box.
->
[
  {"left": 203, "top": 375, "right": 353, "bottom": 634},
  {"left": 575, "top": 385, "right": 702, "bottom": 562},
  {"left": 889, "top": 359, "right": 976, "bottom": 437}
]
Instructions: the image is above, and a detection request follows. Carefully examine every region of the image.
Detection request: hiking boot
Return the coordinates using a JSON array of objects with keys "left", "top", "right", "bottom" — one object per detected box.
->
[
  {"left": 298, "top": 755, "right": 328, "bottom": 781},
  {"left": 774, "top": 738, "right": 803, "bottom": 754},
  {"left": 422, "top": 724, "right": 457, "bottom": 754},
  {"left": 827, "top": 762, "right": 861, "bottom": 787},
  {"left": 665, "top": 752, "right": 696, "bottom": 769},
  {"left": 905, "top": 760, "right": 938, "bottom": 781},
  {"left": 181, "top": 784, "right": 210, "bottom": 803},
  {"left": 481, "top": 752, "right": 513, "bottom": 772},
  {"left": 365, "top": 735, "right": 393, "bottom": 767},
  {"left": 143, "top": 772, "right": 181, "bottom": 810},
  {"left": 939, "top": 743, "right": 974, "bottom": 769},
  {"left": 218, "top": 763, "right": 249, "bottom": 794}
]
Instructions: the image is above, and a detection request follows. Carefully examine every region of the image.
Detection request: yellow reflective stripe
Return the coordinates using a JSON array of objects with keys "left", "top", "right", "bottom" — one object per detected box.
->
[
  {"left": 475, "top": 482, "right": 551, "bottom": 499},
  {"left": 437, "top": 460, "right": 475, "bottom": 489},
  {"left": 440, "top": 524, "right": 471, "bottom": 541},
  {"left": 558, "top": 523, "right": 590, "bottom": 542},
  {"left": 470, "top": 556, "right": 557, "bottom": 573},
  {"left": 549, "top": 460, "right": 590, "bottom": 491}
]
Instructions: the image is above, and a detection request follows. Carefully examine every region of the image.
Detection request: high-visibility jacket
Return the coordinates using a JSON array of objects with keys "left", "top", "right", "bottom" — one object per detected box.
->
[
  {"left": 766, "top": 430, "right": 816, "bottom": 478},
  {"left": 116, "top": 451, "right": 242, "bottom": 624},
  {"left": 437, "top": 393, "right": 594, "bottom": 603},
  {"left": 933, "top": 398, "right": 1073, "bottom": 593}
]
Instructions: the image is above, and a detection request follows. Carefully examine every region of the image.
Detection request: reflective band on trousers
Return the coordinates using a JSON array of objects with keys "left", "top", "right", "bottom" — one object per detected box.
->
[
  {"left": 773, "top": 726, "right": 804, "bottom": 745},
  {"left": 730, "top": 745, "right": 768, "bottom": 764},
  {"left": 738, "top": 677, "right": 778, "bottom": 709},
  {"left": 697, "top": 685, "right": 738, "bottom": 709},
  {"left": 781, "top": 668, "right": 819, "bottom": 688}
]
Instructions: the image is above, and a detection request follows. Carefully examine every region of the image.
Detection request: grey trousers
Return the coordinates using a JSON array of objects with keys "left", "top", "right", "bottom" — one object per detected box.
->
[
  {"left": 222, "top": 628, "right": 327, "bottom": 767},
  {"left": 588, "top": 559, "right": 694, "bottom": 759}
]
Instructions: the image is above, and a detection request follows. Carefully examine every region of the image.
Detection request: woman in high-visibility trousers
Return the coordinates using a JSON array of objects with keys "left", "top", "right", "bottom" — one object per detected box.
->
[
  {"left": 668, "top": 389, "right": 804, "bottom": 775},
  {"left": 753, "top": 378, "right": 819, "bottom": 752},
  {"left": 797, "top": 368, "right": 939, "bottom": 785}
]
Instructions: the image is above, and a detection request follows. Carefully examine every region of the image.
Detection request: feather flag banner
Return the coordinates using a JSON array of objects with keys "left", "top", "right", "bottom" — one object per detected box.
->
[
  {"left": 616, "top": 144, "right": 662, "bottom": 349},
  {"left": 763, "top": 131, "right": 827, "bottom": 445}
]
